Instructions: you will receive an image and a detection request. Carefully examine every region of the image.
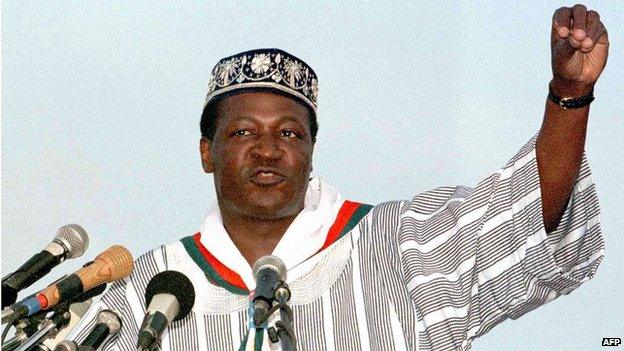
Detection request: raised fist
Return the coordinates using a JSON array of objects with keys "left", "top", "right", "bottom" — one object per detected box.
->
[{"left": 551, "top": 4, "right": 609, "bottom": 94}]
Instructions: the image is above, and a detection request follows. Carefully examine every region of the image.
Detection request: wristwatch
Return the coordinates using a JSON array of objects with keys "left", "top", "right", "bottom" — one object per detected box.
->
[{"left": 548, "top": 85, "right": 595, "bottom": 109}]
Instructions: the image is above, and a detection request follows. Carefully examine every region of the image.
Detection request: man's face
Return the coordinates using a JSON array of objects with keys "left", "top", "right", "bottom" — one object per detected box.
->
[{"left": 200, "top": 91, "right": 315, "bottom": 220}]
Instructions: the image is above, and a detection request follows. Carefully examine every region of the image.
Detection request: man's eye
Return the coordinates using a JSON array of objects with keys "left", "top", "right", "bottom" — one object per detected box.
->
[
  {"left": 280, "top": 130, "right": 298, "bottom": 138},
  {"left": 233, "top": 130, "right": 251, "bottom": 136}
]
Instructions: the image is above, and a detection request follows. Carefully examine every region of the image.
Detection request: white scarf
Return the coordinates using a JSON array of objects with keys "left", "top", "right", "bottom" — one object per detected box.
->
[{"left": 199, "top": 177, "right": 345, "bottom": 290}]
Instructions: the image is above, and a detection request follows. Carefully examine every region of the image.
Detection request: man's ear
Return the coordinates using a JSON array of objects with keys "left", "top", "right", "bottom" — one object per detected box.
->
[{"left": 200, "top": 137, "right": 214, "bottom": 173}]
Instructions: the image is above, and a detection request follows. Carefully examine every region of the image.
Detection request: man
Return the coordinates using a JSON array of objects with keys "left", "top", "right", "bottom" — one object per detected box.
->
[{"left": 71, "top": 5, "right": 608, "bottom": 350}]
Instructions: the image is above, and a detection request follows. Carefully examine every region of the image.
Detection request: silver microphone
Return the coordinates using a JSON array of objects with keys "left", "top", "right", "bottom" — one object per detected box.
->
[
  {"left": 136, "top": 271, "right": 195, "bottom": 351},
  {"left": 2, "top": 224, "right": 89, "bottom": 308},
  {"left": 67, "top": 309, "right": 122, "bottom": 351},
  {"left": 252, "top": 255, "right": 287, "bottom": 327}
]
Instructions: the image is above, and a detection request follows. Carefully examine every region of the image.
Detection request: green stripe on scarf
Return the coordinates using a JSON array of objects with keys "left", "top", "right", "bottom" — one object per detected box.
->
[
  {"left": 339, "top": 204, "right": 373, "bottom": 239},
  {"left": 180, "top": 236, "right": 248, "bottom": 295}
]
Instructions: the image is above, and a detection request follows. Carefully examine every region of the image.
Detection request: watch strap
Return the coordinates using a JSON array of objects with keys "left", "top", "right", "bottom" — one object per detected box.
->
[{"left": 548, "top": 86, "right": 595, "bottom": 109}]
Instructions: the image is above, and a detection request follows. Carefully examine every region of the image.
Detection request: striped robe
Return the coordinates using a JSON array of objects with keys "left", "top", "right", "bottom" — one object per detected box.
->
[{"left": 71, "top": 136, "right": 603, "bottom": 350}]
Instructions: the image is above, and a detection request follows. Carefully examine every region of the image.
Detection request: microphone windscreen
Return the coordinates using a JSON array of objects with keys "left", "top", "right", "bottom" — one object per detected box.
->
[
  {"left": 55, "top": 224, "right": 89, "bottom": 259},
  {"left": 252, "top": 255, "right": 287, "bottom": 281},
  {"left": 145, "top": 271, "right": 195, "bottom": 321},
  {"left": 95, "top": 309, "right": 122, "bottom": 334}
]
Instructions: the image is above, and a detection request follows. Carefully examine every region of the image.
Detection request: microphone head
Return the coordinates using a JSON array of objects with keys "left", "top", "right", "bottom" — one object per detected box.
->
[
  {"left": 55, "top": 224, "right": 89, "bottom": 259},
  {"left": 252, "top": 255, "right": 287, "bottom": 281},
  {"left": 95, "top": 245, "right": 134, "bottom": 281},
  {"left": 97, "top": 309, "right": 122, "bottom": 334},
  {"left": 145, "top": 271, "right": 195, "bottom": 322}
]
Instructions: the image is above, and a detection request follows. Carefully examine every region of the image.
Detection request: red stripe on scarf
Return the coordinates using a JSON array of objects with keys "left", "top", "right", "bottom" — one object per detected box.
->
[
  {"left": 192, "top": 232, "right": 247, "bottom": 291},
  {"left": 318, "top": 200, "right": 362, "bottom": 252}
]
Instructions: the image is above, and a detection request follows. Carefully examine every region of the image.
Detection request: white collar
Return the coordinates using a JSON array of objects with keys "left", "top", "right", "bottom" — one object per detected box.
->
[{"left": 199, "top": 177, "right": 345, "bottom": 290}]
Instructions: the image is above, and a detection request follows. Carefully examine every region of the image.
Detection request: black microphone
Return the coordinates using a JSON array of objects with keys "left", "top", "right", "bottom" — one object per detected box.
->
[
  {"left": 76, "top": 309, "right": 121, "bottom": 350},
  {"left": 252, "top": 255, "right": 287, "bottom": 327},
  {"left": 2, "top": 224, "right": 89, "bottom": 308},
  {"left": 136, "top": 271, "right": 195, "bottom": 351}
]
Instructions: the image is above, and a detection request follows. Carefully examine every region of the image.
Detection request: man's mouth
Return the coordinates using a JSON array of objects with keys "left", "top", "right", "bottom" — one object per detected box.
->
[{"left": 249, "top": 168, "right": 286, "bottom": 186}]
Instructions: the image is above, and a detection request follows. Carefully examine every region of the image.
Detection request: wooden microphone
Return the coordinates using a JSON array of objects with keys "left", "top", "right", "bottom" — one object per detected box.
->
[{"left": 39, "top": 245, "right": 133, "bottom": 309}]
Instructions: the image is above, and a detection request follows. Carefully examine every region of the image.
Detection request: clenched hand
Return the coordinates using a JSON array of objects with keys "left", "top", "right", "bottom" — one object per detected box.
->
[{"left": 551, "top": 4, "right": 609, "bottom": 95}]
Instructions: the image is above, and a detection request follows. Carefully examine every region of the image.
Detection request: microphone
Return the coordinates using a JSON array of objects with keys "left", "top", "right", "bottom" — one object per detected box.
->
[
  {"left": 252, "top": 255, "right": 287, "bottom": 327},
  {"left": 42, "top": 299, "right": 93, "bottom": 350},
  {"left": 57, "top": 309, "right": 121, "bottom": 351},
  {"left": 2, "top": 287, "right": 104, "bottom": 351},
  {"left": 2, "top": 224, "right": 89, "bottom": 308},
  {"left": 136, "top": 271, "right": 195, "bottom": 351},
  {"left": 13, "top": 309, "right": 72, "bottom": 351},
  {"left": 3, "top": 246, "right": 133, "bottom": 321},
  {"left": 38, "top": 245, "right": 133, "bottom": 312},
  {"left": 4, "top": 297, "right": 96, "bottom": 351}
]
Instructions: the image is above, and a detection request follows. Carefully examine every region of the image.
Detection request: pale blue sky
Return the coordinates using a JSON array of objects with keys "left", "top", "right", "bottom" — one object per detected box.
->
[{"left": 2, "top": 1, "right": 623, "bottom": 350}]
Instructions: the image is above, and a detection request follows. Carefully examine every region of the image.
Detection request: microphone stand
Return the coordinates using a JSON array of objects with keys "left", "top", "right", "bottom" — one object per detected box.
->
[
  {"left": 2, "top": 309, "right": 50, "bottom": 351},
  {"left": 14, "top": 309, "right": 71, "bottom": 351},
  {"left": 274, "top": 281, "right": 296, "bottom": 351},
  {"left": 2, "top": 331, "right": 28, "bottom": 351}
]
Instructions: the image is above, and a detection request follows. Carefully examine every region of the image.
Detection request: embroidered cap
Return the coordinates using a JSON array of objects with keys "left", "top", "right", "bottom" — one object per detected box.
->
[{"left": 203, "top": 48, "right": 319, "bottom": 114}]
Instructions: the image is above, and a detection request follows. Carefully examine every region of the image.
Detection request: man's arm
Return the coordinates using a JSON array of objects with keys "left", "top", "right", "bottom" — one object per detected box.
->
[{"left": 536, "top": 4, "right": 609, "bottom": 232}]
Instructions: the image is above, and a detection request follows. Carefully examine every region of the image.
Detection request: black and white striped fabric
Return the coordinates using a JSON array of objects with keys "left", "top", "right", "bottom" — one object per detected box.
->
[{"left": 70, "top": 136, "right": 603, "bottom": 350}]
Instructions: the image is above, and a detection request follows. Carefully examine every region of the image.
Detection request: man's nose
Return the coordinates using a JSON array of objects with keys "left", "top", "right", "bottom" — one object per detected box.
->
[{"left": 251, "top": 135, "right": 283, "bottom": 160}]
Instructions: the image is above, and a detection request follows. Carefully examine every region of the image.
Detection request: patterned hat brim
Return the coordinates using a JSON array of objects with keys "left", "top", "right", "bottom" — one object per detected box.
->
[
  {"left": 204, "top": 48, "right": 318, "bottom": 115},
  {"left": 204, "top": 81, "right": 316, "bottom": 113}
]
